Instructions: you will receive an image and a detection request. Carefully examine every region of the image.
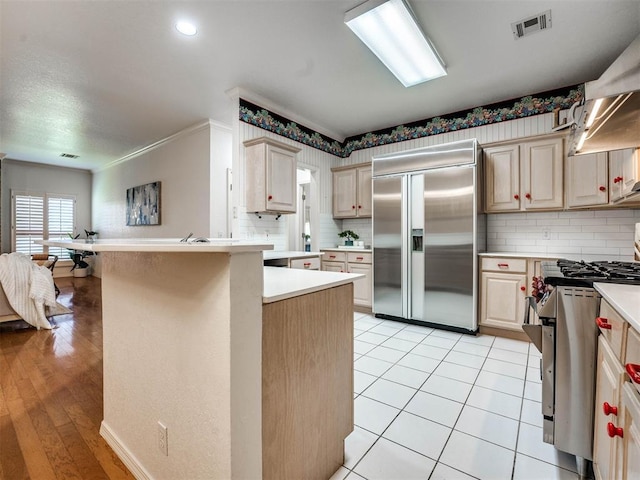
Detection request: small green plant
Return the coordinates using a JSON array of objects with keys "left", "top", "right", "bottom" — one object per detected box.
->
[{"left": 338, "top": 230, "right": 359, "bottom": 242}]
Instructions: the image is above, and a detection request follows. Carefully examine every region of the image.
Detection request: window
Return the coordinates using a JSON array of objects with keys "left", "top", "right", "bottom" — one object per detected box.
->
[{"left": 12, "top": 191, "right": 76, "bottom": 258}]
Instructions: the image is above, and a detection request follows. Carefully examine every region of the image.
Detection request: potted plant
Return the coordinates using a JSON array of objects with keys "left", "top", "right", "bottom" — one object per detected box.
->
[
  {"left": 338, "top": 230, "right": 359, "bottom": 246},
  {"left": 67, "top": 231, "right": 97, "bottom": 277}
]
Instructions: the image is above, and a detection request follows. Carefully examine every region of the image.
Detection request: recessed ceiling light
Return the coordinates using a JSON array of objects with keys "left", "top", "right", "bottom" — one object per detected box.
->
[{"left": 176, "top": 21, "right": 197, "bottom": 36}]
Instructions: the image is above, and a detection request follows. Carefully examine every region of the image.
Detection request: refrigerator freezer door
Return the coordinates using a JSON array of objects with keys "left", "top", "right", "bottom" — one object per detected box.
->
[
  {"left": 373, "top": 176, "right": 405, "bottom": 318},
  {"left": 422, "top": 165, "right": 476, "bottom": 330}
]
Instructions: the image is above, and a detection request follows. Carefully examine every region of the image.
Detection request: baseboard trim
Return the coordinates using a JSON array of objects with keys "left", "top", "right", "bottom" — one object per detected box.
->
[
  {"left": 100, "top": 421, "right": 153, "bottom": 480},
  {"left": 478, "top": 325, "right": 530, "bottom": 342}
]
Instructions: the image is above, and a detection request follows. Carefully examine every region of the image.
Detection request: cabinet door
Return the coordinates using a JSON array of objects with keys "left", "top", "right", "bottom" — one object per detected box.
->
[
  {"left": 621, "top": 383, "right": 640, "bottom": 480},
  {"left": 480, "top": 271, "right": 527, "bottom": 330},
  {"left": 333, "top": 169, "right": 357, "bottom": 218},
  {"left": 521, "top": 138, "right": 564, "bottom": 210},
  {"left": 349, "top": 263, "right": 372, "bottom": 307},
  {"left": 484, "top": 145, "right": 521, "bottom": 212},
  {"left": 566, "top": 152, "right": 609, "bottom": 208},
  {"left": 593, "top": 336, "right": 624, "bottom": 480},
  {"left": 266, "top": 145, "right": 297, "bottom": 212},
  {"left": 357, "top": 166, "right": 372, "bottom": 217},
  {"left": 610, "top": 149, "right": 640, "bottom": 201}
]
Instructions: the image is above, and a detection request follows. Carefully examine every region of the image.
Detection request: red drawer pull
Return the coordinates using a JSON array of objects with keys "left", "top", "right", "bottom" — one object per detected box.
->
[
  {"left": 268, "top": 195, "right": 273, "bottom": 200},
  {"left": 520, "top": 286, "right": 526, "bottom": 292},
  {"left": 356, "top": 256, "right": 364, "bottom": 260},
  {"left": 303, "top": 262, "right": 311, "bottom": 267},
  {"left": 599, "top": 186, "right": 606, "bottom": 192},
  {"left": 626, "top": 363, "right": 640, "bottom": 384},
  {"left": 358, "top": 205, "right": 362, "bottom": 209},
  {"left": 596, "top": 317, "right": 612, "bottom": 330},
  {"left": 513, "top": 194, "right": 519, "bottom": 200},
  {"left": 329, "top": 255, "right": 336, "bottom": 259},
  {"left": 352, "top": 205, "right": 356, "bottom": 209},
  {"left": 497, "top": 263, "right": 509, "bottom": 268},
  {"left": 525, "top": 193, "right": 531, "bottom": 200},
  {"left": 603, "top": 402, "right": 618, "bottom": 416},
  {"left": 607, "top": 422, "right": 623, "bottom": 438}
]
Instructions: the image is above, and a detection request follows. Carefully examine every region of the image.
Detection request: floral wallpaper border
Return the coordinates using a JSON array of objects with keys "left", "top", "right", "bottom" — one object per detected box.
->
[{"left": 239, "top": 84, "right": 583, "bottom": 158}]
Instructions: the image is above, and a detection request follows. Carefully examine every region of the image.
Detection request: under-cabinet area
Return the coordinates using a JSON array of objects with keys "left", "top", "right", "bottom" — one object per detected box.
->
[{"left": 592, "top": 284, "right": 640, "bottom": 480}]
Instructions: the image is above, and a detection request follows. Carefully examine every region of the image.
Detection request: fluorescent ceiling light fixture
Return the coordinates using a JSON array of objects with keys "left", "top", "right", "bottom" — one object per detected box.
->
[
  {"left": 585, "top": 98, "right": 603, "bottom": 128},
  {"left": 345, "top": 0, "right": 446, "bottom": 87},
  {"left": 176, "top": 21, "right": 197, "bottom": 36}
]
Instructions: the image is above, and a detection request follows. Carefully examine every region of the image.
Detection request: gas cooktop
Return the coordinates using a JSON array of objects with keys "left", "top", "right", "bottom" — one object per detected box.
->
[{"left": 542, "top": 259, "right": 640, "bottom": 287}]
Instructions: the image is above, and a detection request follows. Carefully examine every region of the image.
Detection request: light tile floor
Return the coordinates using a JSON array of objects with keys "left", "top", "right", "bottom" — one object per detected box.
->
[{"left": 331, "top": 312, "right": 583, "bottom": 480}]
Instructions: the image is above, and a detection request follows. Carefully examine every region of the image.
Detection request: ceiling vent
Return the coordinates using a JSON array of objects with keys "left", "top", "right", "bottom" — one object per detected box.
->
[
  {"left": 511, "top": 10, "right": 551, "bottom": 40},
  {"left": 60, "top": 153, "right": 79, "bottom": 159}
]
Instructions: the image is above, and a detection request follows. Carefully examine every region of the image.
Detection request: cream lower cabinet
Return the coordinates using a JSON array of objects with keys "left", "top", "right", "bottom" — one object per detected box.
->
[
  {"left": 321, "top": 250, "right": 372, "bottom": 308},
  {"left": 621, "top": 382, "right": 640, "bottom": 480},
  {"left": 480, "top": 257, "right": 527, "bottom": 331}
]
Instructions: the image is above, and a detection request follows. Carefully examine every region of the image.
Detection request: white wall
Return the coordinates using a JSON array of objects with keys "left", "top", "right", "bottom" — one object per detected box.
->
[
  {"left": 0, "top": 159, "right": 92, "bottom": 253},
  {"left": 92, "top": 122, "right": 214, "bottom": 240},
  {"left": 210, "top": 122, "right": 232, "bottom": 238}
]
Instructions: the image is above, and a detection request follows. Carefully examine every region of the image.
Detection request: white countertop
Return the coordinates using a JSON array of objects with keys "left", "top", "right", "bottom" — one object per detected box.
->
[
  {"left": 479, "top": 252, "right": 566, "bottom": 259},
  {"left": 322, "top": 247, "right": 372, "bottom": 253},
  {"left": 263, "top": 267, "right": 363, "bottom": 303},
  {"left": 594, "top": 283, "right": 640, "bottom": 333},
  {"left": 38, "top": 238, "right": 274, "bottom": 253},
  {"left": 263, "top": 250, "right": 323, "bottom": 260}
]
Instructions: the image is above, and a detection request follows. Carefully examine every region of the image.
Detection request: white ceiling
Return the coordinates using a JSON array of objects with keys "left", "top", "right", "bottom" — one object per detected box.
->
[{"left": 1, "top": 1, "right": 639, "bottom": 172}]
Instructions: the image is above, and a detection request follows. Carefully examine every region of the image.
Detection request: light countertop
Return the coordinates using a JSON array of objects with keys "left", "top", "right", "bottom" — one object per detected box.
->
[
  {"left": 322, "top": 247, "right": 372, "bottom": 253},
  {"left": 479, "top": 252, "right": 567, "bottom": 259},
  {"left": 38, "top": 238, "right": 274, "bottom": 253},
  {"left": 594, "top": 283, "right": 640, "bottom": 333},
  {"left": 263, "top": 267, "right": 363, "bottom": 303},
  {"left": 263, "top": 251, "right": 323, "bottom": 260}
]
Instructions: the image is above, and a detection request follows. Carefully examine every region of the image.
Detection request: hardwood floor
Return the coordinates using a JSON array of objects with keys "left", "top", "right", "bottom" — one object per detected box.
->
[{"left": 0, "top": 276, "right": 134, "bottom": 480}]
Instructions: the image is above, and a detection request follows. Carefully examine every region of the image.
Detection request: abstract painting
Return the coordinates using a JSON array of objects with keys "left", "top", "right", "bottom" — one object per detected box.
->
[{"left": 126, "top": 181, "right": 161, "bottom": 226}]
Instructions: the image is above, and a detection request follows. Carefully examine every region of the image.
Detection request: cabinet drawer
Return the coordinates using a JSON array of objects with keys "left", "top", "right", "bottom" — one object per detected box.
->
[
  {"left": 347, "top": 252, "right": 372, "bottom": 264},
  {"left": 321, "top": 261, "right": 345, "bottom": 273},
  {"left": 322, "top": 251, "right": 346, "bottom": 262},
  {"left": 290, "top": 257, "right": 320, "bottom": 270},
  {"left": 481, "top": 257, "right": 527, "bottom": 273},
  {"left": 599, "top": 300, "right": 627, "bottom": 362}
]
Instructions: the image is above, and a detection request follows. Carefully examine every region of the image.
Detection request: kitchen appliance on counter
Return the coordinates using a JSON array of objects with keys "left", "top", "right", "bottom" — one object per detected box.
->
[
  {"left": 523, "top": 259, "right": 640, "bottom": 479},
  {"left": 371, "top": 139, "right": 485, "bottom": 333}
]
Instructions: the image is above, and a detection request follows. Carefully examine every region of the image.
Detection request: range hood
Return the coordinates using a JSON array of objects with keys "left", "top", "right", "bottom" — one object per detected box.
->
[{"left": 569, "top": 33, "right": 640, "bottom": 156}]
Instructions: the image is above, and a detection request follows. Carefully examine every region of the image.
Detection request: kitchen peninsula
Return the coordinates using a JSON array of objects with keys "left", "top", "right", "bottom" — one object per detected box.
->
[{"left": 40, "top": 238, "right": 361, "bottom": 480}]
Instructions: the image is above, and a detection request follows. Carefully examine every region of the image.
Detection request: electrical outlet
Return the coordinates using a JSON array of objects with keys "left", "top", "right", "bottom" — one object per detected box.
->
[
  {"left": 542, "top": 228, "right": 551, "bottom": 240},
  {"left": 158, "top": 422, "right": 168, "bottom": 456}
]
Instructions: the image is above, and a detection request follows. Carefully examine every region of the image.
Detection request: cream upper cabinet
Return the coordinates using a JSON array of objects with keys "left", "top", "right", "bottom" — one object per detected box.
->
[
  {"left": 610, "top": 149, "right": 640, "bottom": 202},
  {"left": 521, "top": 137, "right": 564, "bottom": 210},
  {"left": 566, "top": 152, "right": 609, "bottom": 208},
  {"left": 484, "top": 136, "right": 564, "bottom": 213},
  {"left": 484, "top": 145, "right": 521, "bottom": 212},
  {"left": 332, "top": 163, "right": 372, "bottom": 219},
  {"left": 244, "top": 137, "right": 300, "bottom": 214}
]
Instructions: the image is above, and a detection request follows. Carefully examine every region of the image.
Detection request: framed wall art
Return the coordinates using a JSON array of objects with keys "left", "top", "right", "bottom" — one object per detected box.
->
[{"left": 126, "top": 181, "right": 161, "bottom": 226}]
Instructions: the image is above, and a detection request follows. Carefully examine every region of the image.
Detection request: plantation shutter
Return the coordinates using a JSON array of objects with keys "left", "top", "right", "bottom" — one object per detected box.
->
[
  {"left": 47, "top": 196, "right": 75, "bottom": 258},
  {"left": 13, "top": 193, "right": 45, "bottom": 254}
]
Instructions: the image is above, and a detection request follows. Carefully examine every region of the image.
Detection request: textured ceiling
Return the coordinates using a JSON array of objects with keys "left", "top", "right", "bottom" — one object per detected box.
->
[{"left": 1, "top": 1, "right": 639, "bottom": 171}]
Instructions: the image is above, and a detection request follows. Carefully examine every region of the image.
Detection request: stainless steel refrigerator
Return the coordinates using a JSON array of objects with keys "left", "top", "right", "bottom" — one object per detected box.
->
[{"left": 372, "top": 139, "right": 485, "bottom": 334}]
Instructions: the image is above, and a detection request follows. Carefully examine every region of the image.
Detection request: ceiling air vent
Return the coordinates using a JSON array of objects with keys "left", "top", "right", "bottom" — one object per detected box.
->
[
  {"left": 60, "top": 153, "right": 79, "bottom": 159},
  {"left": 511, "top": 10, "right": 551, "bottom": 40}
]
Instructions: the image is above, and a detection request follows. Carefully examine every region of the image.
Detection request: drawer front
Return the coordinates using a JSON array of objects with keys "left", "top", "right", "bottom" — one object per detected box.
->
[
  {"left": 322, "top": 251, "right": 346, "bottom": 262},
  {"left": 599, "top": 299, "right": 627, "bottom": 362},
  {"left": 290, "top": 257, "right": 320, "bottom": 270},
  {"left": 347, "top": 252, "right": 372, "bottom": 264},
  {"left": 321, "top": 261, "right": 345, "bottom": 273},
  {"left": 626, "top": 326, "right": 640, "bottom": 396},
  {"left": 481, "top": 257, "right": 527, "bottom": 273}
]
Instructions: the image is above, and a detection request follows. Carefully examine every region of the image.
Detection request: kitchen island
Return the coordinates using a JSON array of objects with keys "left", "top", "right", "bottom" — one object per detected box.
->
[{"left": 39, "top": 239, "right": 361, "bottom": 480}]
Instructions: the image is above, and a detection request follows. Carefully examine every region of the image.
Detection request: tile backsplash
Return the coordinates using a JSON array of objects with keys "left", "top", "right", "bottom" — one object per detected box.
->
[{"left": 488, "top": 209, "right": 640, "bottom": 261}]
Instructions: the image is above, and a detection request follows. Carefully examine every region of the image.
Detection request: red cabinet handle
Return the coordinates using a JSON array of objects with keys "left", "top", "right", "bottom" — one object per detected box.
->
[
  {"left": 607, "top": 422, "right": 623, "bottom": 438},
  {"left": 352, "top": 205, "right": 356, "bottom": 209},
  {"left": 603, "top": 402, "right": 618, "bottom": 416},
  {"left": 356, "top": 256, "right": 364, "bottom": 260},
  {"left": 358, "top": 205, "right": 362, "bottom": 209},
  {"left": 525, "top": 193, "right": 531, "bottom": 200},
  {"left": 497, "top": 263, "right": 509, "bottom": 268},
  {"left": 520, "top": 286, "right": 526, "bottom": 292},
  {"left": 329, "top": 255, "right": 336, "bottom": 259},
  {"left": 596, "top": 317, "right": 612, "bottom": 330},
  {"left": 625, "top": 363, "right": 640, "bottom": 384},
  {"left": 303, "top": 262, "right": 311, "bottom": 268},
  {"left": 619, "top": 176, "right": 624, "bottom": 182},
  {"left": 268, "top": 195, "right": 273, "bottom": 200},
  {"left": 513, "top": 194, "right": 519, "bottom": 200},
  {"left": 599, "top": 186, "right": 606, "bottom": 192},
  {"left": 613, "top": 177, "right": 619, "bottom": 183}
]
